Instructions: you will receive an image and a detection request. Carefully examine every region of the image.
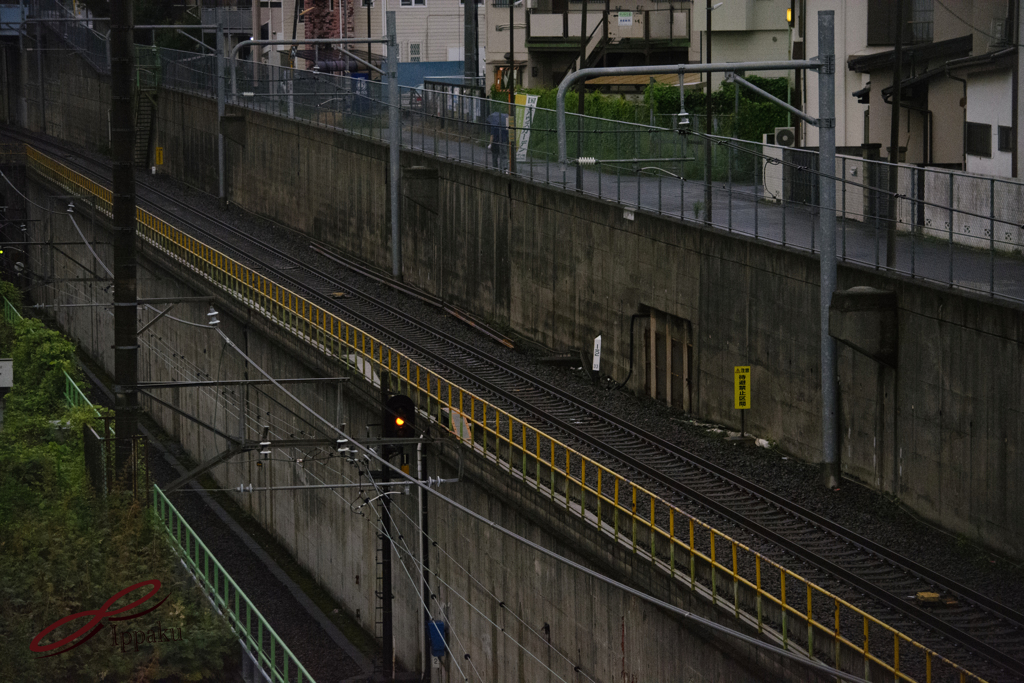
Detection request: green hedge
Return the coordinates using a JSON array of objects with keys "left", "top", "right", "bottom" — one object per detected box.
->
[{"left": 490, "top": 77, "right": 789, "bottom": 181}]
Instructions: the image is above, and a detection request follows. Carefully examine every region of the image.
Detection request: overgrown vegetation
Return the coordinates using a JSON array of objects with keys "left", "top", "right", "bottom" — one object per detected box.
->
[{"left": 0, "top": 293, "right": 239, "bottom": 682}]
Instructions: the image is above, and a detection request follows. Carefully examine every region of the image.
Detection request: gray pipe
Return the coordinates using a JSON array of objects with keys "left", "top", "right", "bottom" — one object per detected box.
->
[
  {"left": 555, "top": 60, "right": 819, "bottom": 166},
  {"left": 729, "top": 72, "right": 818, "bottom": 127},
  {"left": 387, "top": 12, "right": 401, "bottom": 280},
  {"left": 816, "top": 11, "right": 839, "bottom": 488}
]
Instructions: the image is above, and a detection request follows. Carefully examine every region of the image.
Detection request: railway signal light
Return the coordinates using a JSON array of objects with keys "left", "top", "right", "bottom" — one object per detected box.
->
[{"left": 382, "top": 394, "right": 416, "bottom": 457}]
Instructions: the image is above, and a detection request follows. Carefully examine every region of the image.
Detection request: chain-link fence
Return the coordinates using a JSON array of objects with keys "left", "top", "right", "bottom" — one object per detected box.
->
[{"left": 33, "top": 0, "right": 109, "bottom": 74}]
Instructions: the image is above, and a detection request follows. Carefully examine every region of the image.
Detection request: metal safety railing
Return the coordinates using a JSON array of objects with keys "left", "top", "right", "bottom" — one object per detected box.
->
[
  {"left": 25, "top": 4, "right": 1024, "bottom": 303},
  {"left": 153, "top": 485, "right": 316, "bottom": 683},
  {"left": 146, "top": 42, "right": 1024, "bottom": 304},
  {"left": 24, "top": 144, "right": 986, "bottom": 683}
]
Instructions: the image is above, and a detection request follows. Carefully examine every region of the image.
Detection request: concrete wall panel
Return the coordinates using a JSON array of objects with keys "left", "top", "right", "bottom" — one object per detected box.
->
[{"left": 13, "top": 48, "right": 1024, "bottom": 561}]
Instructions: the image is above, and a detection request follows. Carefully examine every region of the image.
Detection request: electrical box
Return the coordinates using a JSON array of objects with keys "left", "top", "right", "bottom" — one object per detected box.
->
[{"left": 428, "top": 620, "right": 447, "bottom": 658}]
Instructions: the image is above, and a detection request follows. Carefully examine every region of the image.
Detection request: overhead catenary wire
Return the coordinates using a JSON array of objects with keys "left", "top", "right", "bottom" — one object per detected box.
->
[
  {"left": 0, "top": 168, "right": 81, "bottom": 214},
  {"left": 372, "top": 493, "right": 572, "bottom": 683},
  {"left": 355, "top": 457, "right": 481, "bottom": 682},
  {"left": 387, "top": 499, "right": 599, "bottom": 682},
  {"left": 201, "top": 326, "right": 871, "bottom": 682},
  {"left": 16, "top": 66, "right": 991, "bottom": 675}
]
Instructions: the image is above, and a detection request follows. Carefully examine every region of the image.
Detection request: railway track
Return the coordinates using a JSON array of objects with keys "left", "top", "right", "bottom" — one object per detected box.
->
[{"left": 10, "top": 131, "right": 1024, "bottom": 682}]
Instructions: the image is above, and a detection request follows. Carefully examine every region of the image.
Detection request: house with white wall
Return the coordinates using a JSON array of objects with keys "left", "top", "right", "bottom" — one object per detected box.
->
[{"left": 842, "top": 0, "right": 1022, "bottom": 178}]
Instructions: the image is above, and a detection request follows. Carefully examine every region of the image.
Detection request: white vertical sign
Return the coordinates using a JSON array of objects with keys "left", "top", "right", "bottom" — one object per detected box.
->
[
  {"left": 592, "top": 335, "right": 602, "bottom": 372},
  {"left": 515, "top": 94, "right": 539, "bottom": 162}
]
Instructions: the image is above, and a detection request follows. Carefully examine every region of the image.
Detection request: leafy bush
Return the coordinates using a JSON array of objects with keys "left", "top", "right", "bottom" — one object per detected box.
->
[
  {"left": 0, "top": 301, "right": 239, "bottom": 682},
  {"left": 488, "top": 77, "right": 790, "bottom": 181}
]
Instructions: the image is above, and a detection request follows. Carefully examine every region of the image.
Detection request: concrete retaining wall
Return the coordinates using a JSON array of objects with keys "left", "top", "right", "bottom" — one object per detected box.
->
[
  {"left": 8, "top": 46, "right": 1024, "bottom": 560},
  {"left": 20, "top": 174, "right": 834, "bottom": 683}
]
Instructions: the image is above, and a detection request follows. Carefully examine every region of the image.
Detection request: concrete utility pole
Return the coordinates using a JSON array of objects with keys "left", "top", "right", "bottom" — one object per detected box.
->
[
  {"left": 508, "top": 0, "right": 516, "bottom": 175},
  {"left": 704, "top": 0, "right": 715, "bottom": 224},
  {"left": 109, "top": 0, "right": 139, "bottom": 474},
  {"left": 216, "top": 23, "right": 225, "bottom": 203},
  {"left": 576, "top": 0, "right": 587, "bottom": 191},
  {"left": 387, "top": 12, "right": 401, "bottom": 280},
  {"left": 463, "top": 0, "right": 479, "bottom": 84},
  {"left": 886, "top": 0, "right": 905, "bottom": 269},
  {"left": 817, "top": 11, "right": 839, "bottom": 488}
]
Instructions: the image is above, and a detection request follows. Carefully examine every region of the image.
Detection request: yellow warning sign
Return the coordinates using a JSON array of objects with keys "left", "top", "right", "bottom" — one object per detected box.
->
[
  {"left": 734, "top": 366, "right": 751, "bottom": 410},
  {"left": 154, "top": 147, "right": 164, "bottom": 165}
]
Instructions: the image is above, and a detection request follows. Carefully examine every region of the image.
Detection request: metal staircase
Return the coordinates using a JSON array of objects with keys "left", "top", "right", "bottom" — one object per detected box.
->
[
  {"left": 133, "top": 46, "right": 161, "bottom": 167},
  {"left": 133, "top": 92, "right": 156, "bottom": 166}
]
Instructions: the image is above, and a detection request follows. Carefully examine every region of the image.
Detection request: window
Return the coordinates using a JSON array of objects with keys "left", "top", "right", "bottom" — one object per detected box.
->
[
  {"left": 867, "top": 0, "right": 932, "bottom": 46},
  {"left": 409, "top": 43, "right": 421, "bottom": 63},
  {"left": 298, "top": 0, "right": 304, "bottom": 21},
  {"left": 459, "top": 0, "right": 484, "bottom": 4},
  {"left": 400, "top": 0, "right": 426, "bottom": 6},
  {"left": 965, "top": 122, "right": 992, "bottom": 158},
  {"left": 998, "top": 126, "right": 1014, "bottom": 152}
]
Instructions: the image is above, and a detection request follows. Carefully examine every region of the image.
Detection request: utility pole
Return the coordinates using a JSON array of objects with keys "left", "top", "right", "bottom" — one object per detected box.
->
[
  {"left": 216, "top": 23, "right": 225, "bottom": 204},
  {"left": 387, "top": 12, "right": 401, "bottom": 280},
  {"left": 704, "top": 0, "right": 714, "bottom": 224},
  {"left": 110, "top": 0, "right": 139, "bottom": 475},
  {"left": 464, "top": 0, "right": 479, "bottom": 85},
  {"left": 508, "top": 0, "right": 516, "bottom": 174},
  {"left": 886, "top": 0, "right": 905, "bottom": 269},
  {"left": 576, "top": 0, "right": 587, "bottom": 191},
  {"left": 817, "top": 11, "right": 839, "bottom": 489}
]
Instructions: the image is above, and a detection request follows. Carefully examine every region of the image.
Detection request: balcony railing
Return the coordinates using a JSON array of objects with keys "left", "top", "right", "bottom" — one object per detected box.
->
[
  {"left": 527, "top": 8, "right": 688, "bottom": 44},
  {"left": 201, "top": 6, "right": 253, "bottom": 32}
]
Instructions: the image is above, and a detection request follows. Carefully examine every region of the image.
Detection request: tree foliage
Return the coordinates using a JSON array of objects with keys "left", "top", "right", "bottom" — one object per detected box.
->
[{"left": 0, "top": 304, "right": 239, "bottom": 682}]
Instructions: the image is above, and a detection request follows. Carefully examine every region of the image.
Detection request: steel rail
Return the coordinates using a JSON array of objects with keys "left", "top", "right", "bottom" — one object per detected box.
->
[
  {"left": 17, "top": 133, "right": 1019, "bottom": 681},
  {"left": 115, "top": 160, "right": 1022, "bottom": 678}
]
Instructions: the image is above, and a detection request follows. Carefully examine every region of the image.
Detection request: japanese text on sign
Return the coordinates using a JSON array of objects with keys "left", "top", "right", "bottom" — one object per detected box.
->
[{"left": 734, "top": 366, "right": 750, "bottom": 410}]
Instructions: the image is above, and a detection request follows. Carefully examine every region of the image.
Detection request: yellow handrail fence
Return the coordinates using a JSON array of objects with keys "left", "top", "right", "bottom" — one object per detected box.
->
[{"left": 25, "top": 144, "right": 983, "bottom": 683}]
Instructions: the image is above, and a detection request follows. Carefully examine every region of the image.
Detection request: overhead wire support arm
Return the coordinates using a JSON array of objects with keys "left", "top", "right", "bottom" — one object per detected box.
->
[{"left": 726, "top": 72, "right": 819, "bottom": 127}]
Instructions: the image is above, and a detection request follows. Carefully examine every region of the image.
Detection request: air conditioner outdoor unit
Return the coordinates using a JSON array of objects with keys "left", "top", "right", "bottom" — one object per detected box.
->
[{"left": 775, "top": 127, "right": 796, "bottom": 147}]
